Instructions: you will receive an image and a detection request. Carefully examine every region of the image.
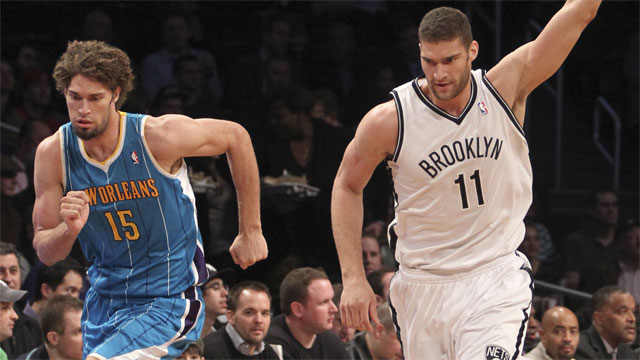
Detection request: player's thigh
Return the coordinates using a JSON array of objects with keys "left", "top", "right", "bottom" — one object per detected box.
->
[{"left": 455, "top": 260, "right": 533, "bottom": 360}]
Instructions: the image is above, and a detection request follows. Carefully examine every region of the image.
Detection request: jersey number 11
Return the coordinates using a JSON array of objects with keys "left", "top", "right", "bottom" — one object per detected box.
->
[{"left": 454, "top": 169, "right": 485, "bottom": 209}]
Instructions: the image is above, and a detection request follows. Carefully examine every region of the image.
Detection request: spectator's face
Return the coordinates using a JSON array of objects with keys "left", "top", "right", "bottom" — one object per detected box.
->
[
  {"left": 0, "top": 301, "right": 17, "bottom": 341},
  {"left": 330, "top": 313, "right": 355, "bottom": 343},
  {"left": 175, "top": 60, "right": 203, "bottom": 91},
  {"left": 51, "top": 271, "right": 83, "bottom": 299},
  {"left": 372, "top": 327, "right": 403, "bottom": 360},
  {"left": 301, "top": 279, "right": 337, "bottom": 333},
  {"left": 518, "top": 225, "right": 540, "bottom": 259},
  {"left": 156, "top": 97, "right": 185, "bottom": 116},
  {"left": 526, "top": 306, "right": 540, "bottom": 347},
  {"left": 540, "top": 309, "right": 579, "bottom": 360},
  {"left": 596, "top": 292, "right": 637, "bottom": 345},
  {"left": 381, "top": 271, "right": 394, "bottom": 302},
  {"left": 228, "top": 289, "right": 271, "bottom": 346},
  {"left": 266, "top": 60, "right": 291, "bottom": 91},
  {"left": 203, "top": 278, "right": 228, "bottom": 317},
  {"left": 176, "top": 351, "right": 202, "bottom": 360},
  {"left": 24, "top": 74, "right": 52, "bottom": 107},
  {"left": 264, "top": 21, "right": 290, "bottom": 56},
  {"left": 52, "top": 309, "right": 83, "bottom": 360},
  {"left": 619, "top": 226, "right": 639, "bottom": 259},
  {"left": 1, "top": 175, "right": 19, "bottom": 196},
  {"left": 362, "top": 236, "right": 382, "bottom": 275},
  {"left": 0, "top": 254, "right": 20, "bottom": 290},
  {"left": 591, "top": 192, "right": 618, "bottom": 226},
  {"left": 65, "top": 74, "right": 118, "bottom": 141},
  {"left": 163, "top": 16, "right": 189, "bottom": 51},
  {"left": 1, "top": 61, "right": 15, "bottom": 92}
]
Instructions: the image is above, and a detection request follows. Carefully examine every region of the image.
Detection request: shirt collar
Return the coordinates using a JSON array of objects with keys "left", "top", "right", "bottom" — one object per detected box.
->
[
  {"left": 225, "top": 323, "right": 266, "bottom": 356},
  {"left": 599, "top": 333, "right": 617, "bottom": 356}
]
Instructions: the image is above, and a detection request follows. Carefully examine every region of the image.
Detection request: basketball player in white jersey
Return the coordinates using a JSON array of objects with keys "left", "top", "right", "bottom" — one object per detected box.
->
[{"left": 331, "top": 1, "right": 601, "bottom": 359}]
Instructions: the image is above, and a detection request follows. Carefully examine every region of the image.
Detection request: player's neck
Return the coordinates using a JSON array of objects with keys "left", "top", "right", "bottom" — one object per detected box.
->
[{"left": 83, "top": 109, "right": 121, "bottom": 163}]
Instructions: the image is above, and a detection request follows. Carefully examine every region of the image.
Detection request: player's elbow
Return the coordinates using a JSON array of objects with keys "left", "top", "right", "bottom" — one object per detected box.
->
[{"left": 569, "top": 0, "right": 601, "bottom": 25}]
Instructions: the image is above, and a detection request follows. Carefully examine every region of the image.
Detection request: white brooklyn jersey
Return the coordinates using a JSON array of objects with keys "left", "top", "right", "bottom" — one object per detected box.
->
[{"left": 386, "top": 69, "right": 532, "bottom": 275}]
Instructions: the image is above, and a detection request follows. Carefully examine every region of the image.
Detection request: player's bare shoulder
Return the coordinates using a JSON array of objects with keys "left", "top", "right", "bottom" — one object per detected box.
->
[
  {"left": 355, "top": 99, "right": 399, "bottom": 159},
  {"left": 33, "top": 129, "right": 64, "bottom": 191}
]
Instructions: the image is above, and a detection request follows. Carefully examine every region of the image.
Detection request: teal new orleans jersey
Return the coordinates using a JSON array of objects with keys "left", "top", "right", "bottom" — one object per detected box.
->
[
  {"left": 61, "top": 111, "right": 206, "bottom": 358},
  {"left": 61, "top": 111, "right": 207, "bottom": 297}
]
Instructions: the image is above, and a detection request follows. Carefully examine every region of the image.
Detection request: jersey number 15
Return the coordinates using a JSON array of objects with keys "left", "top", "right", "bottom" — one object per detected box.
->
[{"left": 104, "top": 210, "right": 140, "bottom": 241}]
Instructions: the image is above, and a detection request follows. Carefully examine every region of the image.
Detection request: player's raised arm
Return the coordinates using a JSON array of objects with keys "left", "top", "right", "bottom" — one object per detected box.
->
[
  {"left": 32, "top": 132, "right": 88, "bottom": 265},
  {"left": 488, "top": 0, "right": 601, "bottom": 121},
  {"left": 331, "top": 100, "right": 397, "bottom": 331},
  {"left": 145, "top": 115, "right": 267, "bottom": 269}
]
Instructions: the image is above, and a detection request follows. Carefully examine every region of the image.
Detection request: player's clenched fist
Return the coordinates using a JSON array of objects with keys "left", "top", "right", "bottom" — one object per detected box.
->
[
  {"left": 229, "top": 232, "right": 268, "bottom": 269},
  {"left": 60, "top": 190, "right": 90, "bottom": 235}
]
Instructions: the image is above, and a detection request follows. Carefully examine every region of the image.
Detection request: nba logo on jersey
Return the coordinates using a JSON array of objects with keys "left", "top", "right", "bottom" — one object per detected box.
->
[
  {"left": 478, "top": 101, "right": 489, "bottom": 115},
  {"left": 131, "top": 151, "right": 139, "bottom": 165},
  {"left": 485, "top": 345, "right": 510, "bottom": 360}
]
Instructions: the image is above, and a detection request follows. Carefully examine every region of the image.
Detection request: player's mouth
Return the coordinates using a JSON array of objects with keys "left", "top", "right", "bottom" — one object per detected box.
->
[{"left": 75, "top": 118, "right": 93, "bottom": 128}]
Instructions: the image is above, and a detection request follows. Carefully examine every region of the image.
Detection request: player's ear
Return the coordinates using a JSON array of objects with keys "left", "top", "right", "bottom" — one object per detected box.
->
[
  {"left": 469, "top": 40, "right": 479, "bottom": 62},
  {"left": 112, "top": 86, "right": 121, "bottom": 104}
]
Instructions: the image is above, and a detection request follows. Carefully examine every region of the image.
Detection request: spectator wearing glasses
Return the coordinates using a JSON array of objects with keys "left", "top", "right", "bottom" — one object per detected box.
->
[{"left": 200, "top": 264, "right": 235, "bottom": 338}]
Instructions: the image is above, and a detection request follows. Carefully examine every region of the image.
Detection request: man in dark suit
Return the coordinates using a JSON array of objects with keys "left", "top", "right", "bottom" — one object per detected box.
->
[{"left": 576, "top": 286, "right": 637, "bottom": 360}]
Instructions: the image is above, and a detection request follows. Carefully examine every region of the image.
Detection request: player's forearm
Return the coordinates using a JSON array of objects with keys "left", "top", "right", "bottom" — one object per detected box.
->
[
  {"left": 33, "top": 223, "right": 77, "bottom": 265},
  {"left": 226, "top": 125, "right": 262, "bottom": 234},
  {"left": 564, "top": 0, "right": 601, "bottom": 23},
  {"left": 331, "top": 183, "right": 367, "bottom": 283}
]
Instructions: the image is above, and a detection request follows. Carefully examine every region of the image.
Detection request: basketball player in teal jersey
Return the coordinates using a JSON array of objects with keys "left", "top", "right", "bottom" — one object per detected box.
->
[
  {"left": 32, "top": 40, "right": 268, "bottom": 359},
  {"left": 332, "top": 1, "right": 602, "bottom": 359}
]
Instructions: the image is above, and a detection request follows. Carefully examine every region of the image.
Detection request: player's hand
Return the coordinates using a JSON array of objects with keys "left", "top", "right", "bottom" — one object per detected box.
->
[
  {"left": 229, "top": 231, "right": 268, "bottom": 269},
  {"left": 60, "top": 191, "right": 90, "bottom": 235},
  {"left": 340, "top": 279, "right": 380, "bottom": 332}
]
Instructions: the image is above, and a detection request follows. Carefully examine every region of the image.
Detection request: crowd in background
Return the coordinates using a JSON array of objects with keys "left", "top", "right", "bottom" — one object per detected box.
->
[{"left": 0, "top": 1, "right": 638, "bottom": 359}]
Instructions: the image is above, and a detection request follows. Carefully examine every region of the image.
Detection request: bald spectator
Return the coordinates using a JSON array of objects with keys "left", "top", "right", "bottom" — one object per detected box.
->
[
  {"left": 18, "top": 295, "right": 83, "bottom": 360},
  {"left": 0, "top": 280, "right": 26, "bottom": 359},
  {"left": 525, "top": 306, "right": 579, "bottom": 360},
  {"left": 576, "top": 286, "right": 637, "bottom": 359},
  {"left": 346, "top": 302, "right": 403, "bottom": 360},
  {"left": 266, "top": 267, "right": 349, "bottom": 359}
]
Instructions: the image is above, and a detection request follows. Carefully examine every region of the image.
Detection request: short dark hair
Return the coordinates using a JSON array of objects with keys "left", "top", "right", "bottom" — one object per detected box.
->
[
  {"left": 35, "top": 258, "right": 84, "bottom": 301},
  {"left": 227, "top": 281, "right": 272, "bottom": 312},
  {"left": 0, "top": 243, "right": 19, "bottom": 258},
  {"left": 40, "top": 295, "right": 83, "bottom": 344},
  {"left": 280, "top": 267, "right": 328, "bottom": 315},
  {"left": 418, "top": 7, "right": 473, "bottom": 49},
  {"left": 53, "top": 40, "right": 135, "bottom": 109},
  {"left": 367, "top": 267, "right": 395, "bottom": 297},
  {"left": 591, "top": 285, "right": 630, "bottom": 314}
]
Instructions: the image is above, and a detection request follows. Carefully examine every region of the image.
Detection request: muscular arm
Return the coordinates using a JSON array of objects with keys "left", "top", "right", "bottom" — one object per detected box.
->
[
  {"left": 487, "top": 0, "right": 601, "bottom": 123},
  {"left": 145, "top": 115, "right": 266, "bottom": 269},
  {"left": 33, "top": 132, "right": 89, "bottom": 265},
  {"left": 331, "top": 101, "right": 397, "bottom": 330}
]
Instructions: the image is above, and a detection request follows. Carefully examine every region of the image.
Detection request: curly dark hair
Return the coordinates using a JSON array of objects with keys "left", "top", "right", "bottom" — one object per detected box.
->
[{"left": 53, "top": 40, "right": 134, "bottom": 109}]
